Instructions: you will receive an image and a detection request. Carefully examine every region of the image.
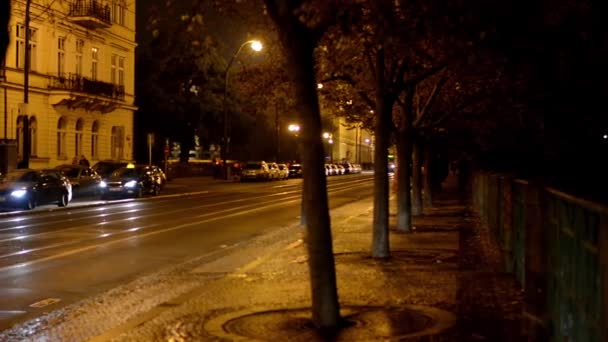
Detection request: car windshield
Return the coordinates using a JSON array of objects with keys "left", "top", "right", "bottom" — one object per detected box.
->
[
  {"left": 1, "top": 170, "right": 36, "bottom": 182},
  {"left": 244, "top": 163, "right": 262, "bottom": 170},
  {"left": 111, "top": 168, "right": 138, "bottom": 178},
  {"left": 58, "top": 167, "right": 80, "bottom": 178},
  {"left": 94, "top": 162, "right": 127, "bottom": 177}
]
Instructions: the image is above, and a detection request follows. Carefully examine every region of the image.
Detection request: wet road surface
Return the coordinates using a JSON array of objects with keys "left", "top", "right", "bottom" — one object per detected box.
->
[{"left": 0, "top": 174, "right": 374, "bottom": 331}]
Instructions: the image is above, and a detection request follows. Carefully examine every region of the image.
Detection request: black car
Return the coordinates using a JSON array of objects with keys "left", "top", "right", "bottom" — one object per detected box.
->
[
  {"left": 288, "top": 164, "right": 303, "bottom": 178},
  {"left": 56, "top": 164, "right": 102, "bottom": 196},
  {"left": 92, "top": 160, "right": 133, "bottom": 179},
  {"left": 100, "top": 165, "right": 160, "bottom": 199},
  {"left": 0, "top": 169, "right": 72, "bottom": 210}
]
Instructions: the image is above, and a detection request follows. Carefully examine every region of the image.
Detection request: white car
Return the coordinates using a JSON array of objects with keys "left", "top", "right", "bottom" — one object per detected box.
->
[{"left": 277, "top": 164, "right": 289, "bottom": 180}]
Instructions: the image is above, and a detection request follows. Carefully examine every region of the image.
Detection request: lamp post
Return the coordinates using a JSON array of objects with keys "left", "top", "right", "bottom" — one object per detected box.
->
[
  {"left": 288, "top": 124, "right": 300, "bottom": 162},
  {"left": 323, "top": 132, "right": 333, "bottom": 162},
  {"left": 222, "top": 39, "right": 262, "bottom": 179}
]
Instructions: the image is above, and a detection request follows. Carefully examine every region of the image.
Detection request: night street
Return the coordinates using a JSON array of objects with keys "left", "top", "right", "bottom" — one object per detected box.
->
[{"left": 0, "top": 174, "right": 374, "bottom": 331}]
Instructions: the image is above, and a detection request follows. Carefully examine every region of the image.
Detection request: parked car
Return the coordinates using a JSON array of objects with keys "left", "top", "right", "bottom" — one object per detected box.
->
[
  {"left": 335, "top": 164, "right": 345, "bottom": 175},
  {"left": 277, "top": 163, "right": 289, "bottom": 180},
  {"left": 0, "top": 169, "right": 72, "bottom": 210},
  {"left": 268, "top": 162, "right": 280, "bottom": 180},
  {"left": 288, "top": 164, "right": 303, "bottom": 178},
  {"left": 92, "top": 160, "right": 133, "bottom": 179},
  {"left": 240, "top": 161, "right": 270, "bottom": 181},
  {"left": 100, "top": 164, "right": 160, "bottom": 199},
  {"left": 55, "top": 164, "right": 102, "bottom": 196}
]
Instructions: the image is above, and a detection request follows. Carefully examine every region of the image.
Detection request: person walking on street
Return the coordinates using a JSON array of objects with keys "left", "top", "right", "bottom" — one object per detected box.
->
[{"left": 79, "top": 155, "right": 90, "bottom": 167}]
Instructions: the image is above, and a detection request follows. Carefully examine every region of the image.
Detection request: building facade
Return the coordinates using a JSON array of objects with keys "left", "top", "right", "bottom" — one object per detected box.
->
[
  {"left": 0, "top": 0, "right": 136, "bottom": 170},
  {"left": 326, "top": 116, "right": 374, "bottom": 165}
]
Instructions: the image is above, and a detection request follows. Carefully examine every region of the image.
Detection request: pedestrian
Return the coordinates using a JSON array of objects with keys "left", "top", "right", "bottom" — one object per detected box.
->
[{"left": 79, "top": 155, "right": 90, "bottom": 167}]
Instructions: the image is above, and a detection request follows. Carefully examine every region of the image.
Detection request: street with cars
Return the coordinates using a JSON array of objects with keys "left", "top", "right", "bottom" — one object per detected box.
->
[{"left": 0, "top": 172, "right": 374, "bottom": 331}]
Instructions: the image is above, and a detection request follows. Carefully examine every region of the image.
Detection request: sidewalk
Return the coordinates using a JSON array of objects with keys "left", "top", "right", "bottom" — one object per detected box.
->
[{"left": 1, "top": 175, "right": 524, "bottom": 341}]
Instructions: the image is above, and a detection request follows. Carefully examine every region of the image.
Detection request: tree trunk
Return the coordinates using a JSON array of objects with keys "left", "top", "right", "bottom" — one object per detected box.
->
[
  {"left": 269, "top": 13, "right": 340, "bottom": 328},
  {"left": 412, "top": 139, "right": 423, "bottom": 215},
  {"left": 396, "top": 85, "right": 415, "bottom": 232},
  {"left": 372, "top": 47, "right": 391, "bottom": 258},
  {"left": 423, "top": 145, "right": 433, "bottom": 208},
  {"left": 396, "top": 132, "right": 413, "bottom": 231}
]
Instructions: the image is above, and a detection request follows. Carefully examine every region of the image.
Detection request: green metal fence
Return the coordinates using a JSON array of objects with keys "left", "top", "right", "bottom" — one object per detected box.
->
[{"left": 472, "top": 171, "right": 607, "bottom": 341}]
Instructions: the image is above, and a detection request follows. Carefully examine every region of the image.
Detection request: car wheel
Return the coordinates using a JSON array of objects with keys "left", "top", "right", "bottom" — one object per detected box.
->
[
  {"left": 58, "top": 192, "right": 69, "bottom": 207},
  {"left": 24, "top": 196, "right": 36, "bottom": 210}
]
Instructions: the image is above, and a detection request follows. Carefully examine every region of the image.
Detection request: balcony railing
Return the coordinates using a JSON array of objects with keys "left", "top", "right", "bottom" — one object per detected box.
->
[
  {"left": 68, "top": 0, "right": 111, "bottom": 29},
  {"left": 49, "top": 74, "right": 125, "bottom": 101}
]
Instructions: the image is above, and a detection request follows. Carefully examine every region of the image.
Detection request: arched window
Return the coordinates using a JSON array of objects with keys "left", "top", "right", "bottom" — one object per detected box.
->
[
  {"left": 16, "top": 116, "right": 24, "bottom": 160},
  {"left": 91, "top": 121, "right": 99, "bottom": 160},
  {"left": 111, "top": 125, "right": 124, "bottom": 159},
  {"left": 75, "top": 118, "right": 84, "bottom": 157},
  {"left": 29, "top": 116, "right": 37, "bottom": 157},
  {"left": 57, "top": 117, "right": 67, "bottom": 157}
]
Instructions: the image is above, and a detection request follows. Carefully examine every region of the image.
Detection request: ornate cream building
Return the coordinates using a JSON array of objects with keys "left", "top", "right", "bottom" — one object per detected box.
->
[
  {"left": 0, "top": 0, "right": 136, "bottom": 170},
  {"left": 325, "top": 116, "right": 374, "bottom": 165}
]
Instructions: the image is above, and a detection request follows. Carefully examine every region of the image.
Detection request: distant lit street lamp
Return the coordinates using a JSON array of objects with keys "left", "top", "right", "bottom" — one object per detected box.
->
[
  {"left": 222, "top": 39, "right": 263, "bottom": 178},
  {"left": 323, "top": 132, "right": 333, "bottom": 162},
  {"left": 288, "top": 124, "right": 300, "bottom": 161},
  {"left": 288, "top": 124, "right": 300, "bottom": 135}
]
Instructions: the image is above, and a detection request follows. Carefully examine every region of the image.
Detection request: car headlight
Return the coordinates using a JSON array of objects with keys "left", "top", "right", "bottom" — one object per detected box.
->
[
  {"left": 10, "top": 189, "right": 27, "bottom": 198},
  {"left": 124, "top": 180, "right": 137, "bottom": 188},
  {"left": 99, "top": 181, "right": 107, "bottom": 188}
]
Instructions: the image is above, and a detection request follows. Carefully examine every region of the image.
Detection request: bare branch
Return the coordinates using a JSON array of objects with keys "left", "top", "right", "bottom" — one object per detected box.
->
[{"left": 413, "top": 73, "right": 448, "bottom": 128}]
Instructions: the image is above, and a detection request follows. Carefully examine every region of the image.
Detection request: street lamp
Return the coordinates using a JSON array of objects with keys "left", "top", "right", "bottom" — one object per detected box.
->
[
  {"left": 288, "top": 124, "right": 300, "bottom": 162},
  {"left": 222, "top": 39, "right": 263, "bottom": 179},
  {"left": 323, "top": 132, "right": 333, "bottom": 162},
  {"left": 288, "top": 124, "right": 300, "bottom": 134}
]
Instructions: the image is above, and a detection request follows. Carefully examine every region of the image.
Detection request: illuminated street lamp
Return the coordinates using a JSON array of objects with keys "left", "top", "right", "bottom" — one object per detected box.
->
[
  {"left": 288, "top": 124, "right": 300, "bottom": 134},
  {"left": 222, "top": 39, "right": 263, "bottom": 178},
  {"left": 323, "top": 132, "right": 333, "bottom": 162}
]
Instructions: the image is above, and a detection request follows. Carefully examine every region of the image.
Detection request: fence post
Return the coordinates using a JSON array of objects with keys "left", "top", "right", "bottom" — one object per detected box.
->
[
  {"left": 600, "top": 214, "right": 608, "bottom": 342},
  {"left": 522, "top": 182, "right": 549, "bottom": 340},
  {"left": 501, "top": 175, "right": 514, "bottom": 273}
]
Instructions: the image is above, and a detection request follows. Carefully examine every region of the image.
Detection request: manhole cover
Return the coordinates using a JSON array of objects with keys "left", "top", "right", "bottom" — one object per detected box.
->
[
  {"left": 334, "top": 250, "right": 457, "bottom": 265},
  {"left": 206, "top": 305, "right": 455, "bottom": 341}
]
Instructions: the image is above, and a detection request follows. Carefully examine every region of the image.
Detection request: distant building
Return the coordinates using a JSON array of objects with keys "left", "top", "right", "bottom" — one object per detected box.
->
[
  {"left": 0, "top": 0, "right": 136, "bottom": 169},
  {"left": 327, "top": 116, "right": 374, "bottom": 165}
]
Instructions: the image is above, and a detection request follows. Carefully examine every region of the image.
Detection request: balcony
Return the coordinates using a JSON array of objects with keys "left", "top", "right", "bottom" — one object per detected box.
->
[
  {"left": 49, "top": 74, "right": 125, "bottom": 113},
  {"left": 68, "top": 0, "right": 111, "bottom": 29}
]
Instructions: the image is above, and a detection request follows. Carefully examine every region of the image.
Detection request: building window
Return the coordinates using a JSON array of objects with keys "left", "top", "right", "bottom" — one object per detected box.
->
[
  {"left": 91, "top": 47, "right": 98, "bottom": 80},
  {"left": 29, "top": 116, "right": 37, "bottom": 157},
  {"left": 118, "top": 56, "right": 124, "bottom": 86},
  {"left": 110, "top": 54, "right": 116, "bottom": 84},
  {"left": 16, "top": 116, "right": 24, "bottom": 160},
  {"left": 91, "top": 121, "right": 99, "bottom": 160},
  {"left": 111, "top": 55, "right": 125, "bottom": 86},
  {"left": 75, "top": 39, "right": 84, "bottom": 76},
  {"left": 15, "top": 24, "right": 37, "bottom": 71},
  {"left": 57, "top": 117, "right": 67, "bottom": 158},
  {"left": 112, "top": 0, "right": 126, "bottom": 25},
  {"left": 75, "top": 118, "right": 84, "bottom": 157},
  {"left": 111, "top": 126, "right": 124, "bottom": 160},
  {"left": 57, "top": 37, "right": 66, "bottom": 77}
]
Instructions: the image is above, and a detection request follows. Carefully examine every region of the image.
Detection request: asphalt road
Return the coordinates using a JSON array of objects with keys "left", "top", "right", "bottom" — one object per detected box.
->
[{"left": 0, "top": 173, "right": 374, "bottom": 331}]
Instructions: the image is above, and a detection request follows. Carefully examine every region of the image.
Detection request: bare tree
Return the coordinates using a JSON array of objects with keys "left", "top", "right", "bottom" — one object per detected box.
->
[{"left": 263, "top": 0, "right": 342, "bottom": 330}]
